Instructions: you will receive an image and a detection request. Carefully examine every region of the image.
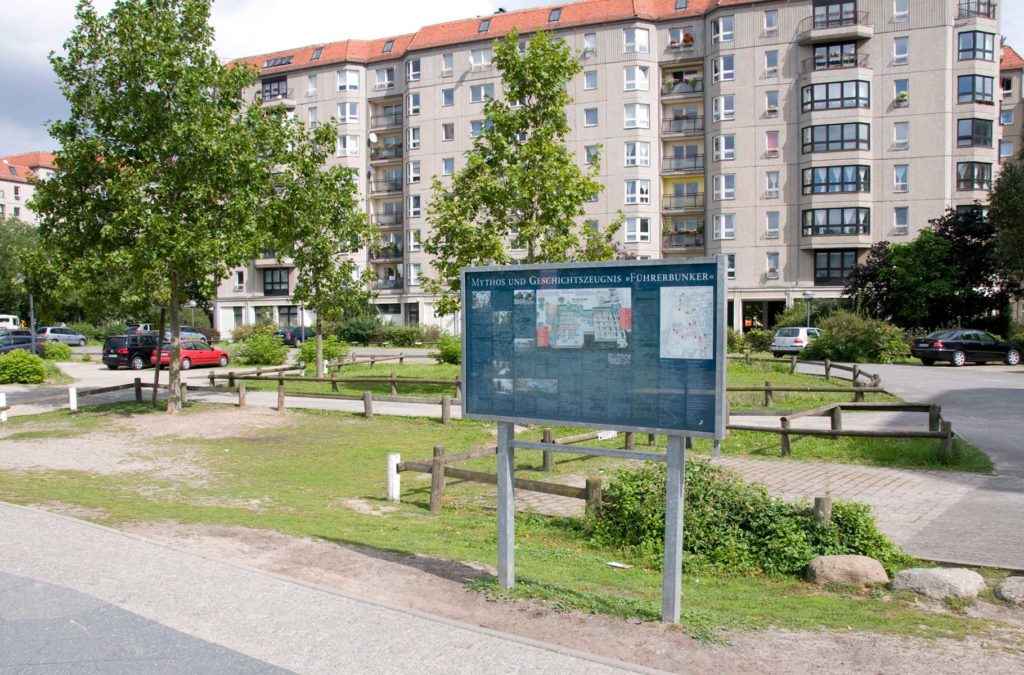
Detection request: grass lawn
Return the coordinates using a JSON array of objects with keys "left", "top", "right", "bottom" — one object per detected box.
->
[
  {"left": 43, "top": 361, "right": 74, "bottom": 385},
  {"left": 0, "top": 403, "right": 1008, "bottom": 643}
]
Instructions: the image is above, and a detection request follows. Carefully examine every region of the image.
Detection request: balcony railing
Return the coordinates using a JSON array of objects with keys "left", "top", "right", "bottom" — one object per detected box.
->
[
  {"left": 802, "top": 52, "right": 869, "bottom": 73},
  {"left": 799, "top": 10, "right": 869, "bottom": 33},
  {"left": 958, "top": 1, "right": 996, "bottom": 19},
  {"left": 263, "top": 287, "right": 290, "bottom": 297},
  {"left": 371, "top": 243, "right": 403, "bottom": 260},
  {"left": 802, "top": 224, "right": 870, "bottom": 236},
  {"left": 371, "top": 179, "right": 403, "bottom": 194},
  {"left": 662, "top": 193, "right": 704, "bottom": 210},
  {"left": 662, "top": 231, "right": 704, "bottom": 249},
  {"left": 662, "top": 155, "right": 704, "bottom": 174},
  {"left": 371, "top": 111, "right": 403, "bottom": 129},
  {"left": 374, "top": 212, "right": 403, "bottom": 226},
  {"left": 661, "top": 79, "right": 703, "bottom": 96},
  {"left": 370, "top": 145, "right": 403, "bottom": 161},
  {"left": 666, "top": 41, "right": 696, "bottom": 56},
  {"left": 375, "top": 278, "right": 403, "bottom": 290},
  {"left": 661, "top": 116, "right": 704, "bottom": 135}
]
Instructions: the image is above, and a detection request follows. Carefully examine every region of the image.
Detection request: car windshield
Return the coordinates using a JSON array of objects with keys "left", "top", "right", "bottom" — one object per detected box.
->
[
  {"left": 925, "top": 330, "right": 956, "bottom": 339},
  {"left": 775, "top": 328, "right": 799, "bottom": 337}
]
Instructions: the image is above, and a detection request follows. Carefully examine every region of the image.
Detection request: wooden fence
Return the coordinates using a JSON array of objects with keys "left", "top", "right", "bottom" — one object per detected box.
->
[{"left": 727, "top": 353, "right": 881, "bottom": 387}]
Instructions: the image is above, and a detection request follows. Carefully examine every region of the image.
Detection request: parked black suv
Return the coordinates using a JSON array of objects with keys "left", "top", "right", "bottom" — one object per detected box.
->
[{"left": 102, "top": 334, "right": 160, "bottom": 370}]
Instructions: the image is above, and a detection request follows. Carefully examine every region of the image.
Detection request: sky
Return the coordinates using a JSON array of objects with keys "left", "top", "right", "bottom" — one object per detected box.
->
[{"left": 1, "top": 0, "right": 1023, "bottom": 156}]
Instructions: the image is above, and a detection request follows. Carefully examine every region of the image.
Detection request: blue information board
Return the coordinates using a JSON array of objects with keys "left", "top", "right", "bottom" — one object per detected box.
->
[{"left": 461, "top": 257, "right": 726, "bottom": 439}]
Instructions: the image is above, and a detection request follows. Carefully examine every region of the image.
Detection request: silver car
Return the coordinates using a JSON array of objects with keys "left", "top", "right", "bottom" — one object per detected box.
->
[
  {"left": 36, "top": 326, "right": 88, "bottom": 346},
  {"left": 770, "top": 327, "right": 821, "bottom": 357}
]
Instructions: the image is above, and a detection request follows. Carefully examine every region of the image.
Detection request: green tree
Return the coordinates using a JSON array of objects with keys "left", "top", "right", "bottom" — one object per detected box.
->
[
  {"left": 0, "top": 217, "right": 38, "bottom": 320},
  {"left": 991, "top": 148, "right": 1024, "bottom": 280},
  {"left": 270, "top": 121, "right": 376, "bottom": 376},
  {"left": 31, "top": 0, "right": 291, "bottom": 412},
  {"left": 423, "top": 29, "right": 620, "bottom": 315}
]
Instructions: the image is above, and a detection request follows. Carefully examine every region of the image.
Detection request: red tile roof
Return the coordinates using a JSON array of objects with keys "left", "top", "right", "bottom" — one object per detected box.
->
[
  {"left": 0, "top": 151, "right": 56, "bottom": 171},
  {"left": 0, "top": 161, "right": 33, "bottom": 184},
  {"left": 1002, "top": 44, "right": 1024, "bottom": 72}
]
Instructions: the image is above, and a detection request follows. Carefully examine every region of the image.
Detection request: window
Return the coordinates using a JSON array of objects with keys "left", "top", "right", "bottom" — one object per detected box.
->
[
  {"left": 479, "top": 18, "right": 490, "bottom": 33},
  {"left": 470, "top": 83, "right": 495, "bottom": 102},
  {"left": 406, "top": 59, "right": 421, "bottom": 82},
  {"left": 766, "top": 90, "right": 779, "bottom": 116},
  {"left": 382, "top": 40, "right": 394, "bottom": 54},
  {"left": 893, "top": 37, "right": 909, "bottom": 65},
  {"left": 764, "top": 9, "right": 779, "bottom": 33},
  {"left": 766, "top": 171, "right": 780, "bottom": 198},
  {"left": 957, "top": 118, "right": 992, "bottom": 147},
  {"left": 802, "top": 165, "right": 870, "bottom": 194},
  {"left": 584, "top": 70, "right": 598, "bottom": 90},
  {"left": 956, "top": 162, "right": 992, "bottom": 190},
  {"left": 624, "top": 103, "right": 650, "bottom": 129},
  {"left": 712, "top": 95, "right": 735, "bottom": 122},
  {"left": 958, "top": 75, "right": 994, "bottom": 104},
  {"left": 624, "top": 142, "right": 650, "bottom": 166},
  {"left": 893, "top": 164, "right": 908, "bottom": 192},
  {"left": 263, "top": 55, "right": 294, "bottom": 68},
  {"left": 802, "top": 208, "right": 870, "bottom": 236},
  {"left": 892, "top": 121, "right": 909, "bottom": 149},
  {"left": 234, "top": 270, "right": 245, "bottom": 288},
  {"left": 801, "top": 123, "right": 871, "bottom": 153},
  {"left": 1001, "top": 110, "right": 1014, "bottom": 126},
  {"left": 712, "top": 55, "right": 734, "bottom": 83},
  {"left": 893, "top": 207, "right": 909, "bottom": 234},
  {"left": 471, "top": 48, "right": 493, "bottom": 69},
  {"left": 765, "top": 50, "right": 778, "bottom": 76},
  {"left": 625, "top": 179, "right": 651, "bottom": 204},
  {"left": 811, "top": 42, "right": 858, "bottom": 70},
  {"left": 814, "top": 250, "right": 858, "bottom": 285},
  {"left": 407, "top": 127, "right": 420, "bottom": 149},
  {"left": 307, "top": 74, "right": 317, "bottom": 95},
  {"left": 675, "top": 0, "right": 688, "bottom": 9},
  {"left": 549, "top": 8, "right": 561, "bottom": 22},
  {"left": 893, "top": 0, "right": 909, "bottom": 21},
  {"left": 624, "top": 66, "right": 649, "bottom": 91},
  {"left": 311, "top": 47, "right": 323, "bottom": 61},
  {"left": 261, "top": 76, "right": 288, "bottom": 100},
  {"left": 958, "top": 31, "right": 995, "bottom": 61},
  {"left": 801, "top": 80, "right": 870, "bottom": 111},
  {"left": 442, "top": 123, "right": 455, "bottom": 141},
  {"left": 766, "top": 212, "right": 780, "bottom": 238},
  {"left": 583, "top": 33, "right": 597, "bottom": 54},
  {"left": 308, "top": 106, "right": 318, "bottom": 127},
  {"left": 336, "top": 134, "right": 359, "bottom": 157},
  {"left": 408, "top": 195, "right": 422, "bottom": 217},
  {"left": 408, "top": 161, "right": 421, "bottom": 183},
  {"left": 408, "top": 93, "right": 420, "bottom": 115},
  {"left": 1002, "top": 76, "right": 1013, "bottom": 100},
  {"left": 766, "top": 252, "right": 780, "bottom": 276},
  {"left": 583, "top": 145, "right": 599, "bottom": 164},
  {"left": 713, "top": 134, "right": 736, "bottom": 160},
  {"left": 713, "top": 214, "right": 736, "bottom": 240},
  {"left": 625, "top": 217, "right": 651, "bottom": 243},
  {"left": 408, "top": 264, "right": 421, "bottom": 286},
  {"left": 375, "top": 67, "right": 395, "bottom": 89},
  {"left": 1000, "top": 141, "right": 1014, "bottom": 160},
  {"left": 470, "top": 120, "right": 486, "bottom": 137},
  {"left": 894, "top": 79, "right": 909, "bottom": 106},
  {"left": 336, "top": 101, "right": 358, "bottom": 123},
  {"left": 442, "top": 53, "right": 454, "bottom": 76},
  {"left": 765, "top": 131, "right": 780, "bottom": 158},
  {"left": 442, "top": 157, "right": 455, "bottom": 175},
  {"left": 623, "top": 28, "right": 649, "bottom": 53},
  {"left": 713, "top": 174, "right": 736, "bottom": 200},
  {"left": 407, "top": 230, "right": 422, "bottom": 253},
  {"left": 726, "top": 254, "right": 736, "bottom": 280},
  {"left": 263, "top": 269, "right": 289, "bottom": 296},
  {"left": 442, "top": 88, "right": 454, "bottom": 106},
  {"left": 711, "top": 16, "right": 734, "bottom": 43},
  {"left": 584, "top": 108, "right": 599, "bottom": 127}
]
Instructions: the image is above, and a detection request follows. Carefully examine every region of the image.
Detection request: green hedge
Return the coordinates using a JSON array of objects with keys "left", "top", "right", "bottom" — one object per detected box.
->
[
  {"left": 233, "top": 333, "right": 287, "bottom": 366},
  {"left": 801, "top": 310, "right": 910, "bottom": 364},
  {"left": 298, "top": 336, "right": 348, "bottom": 366},
  {"left": 431, "top": 334, "right": 461, "bottom": 365},
  {"left": 0, "top": 350, "right": 46, "bottom": 384}
]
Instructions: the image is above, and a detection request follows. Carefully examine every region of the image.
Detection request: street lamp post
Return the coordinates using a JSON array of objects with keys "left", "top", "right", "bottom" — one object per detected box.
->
[
  {"left": 16, "top": 275, "right": 36, "bottom": 355},
  {"left": 802, "top": 291, "right": 815, "bottom": 328}
]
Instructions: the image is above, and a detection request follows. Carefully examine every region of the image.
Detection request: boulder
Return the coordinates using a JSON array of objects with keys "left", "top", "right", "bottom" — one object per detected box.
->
[
  {"left": 994, "top": 577, "right": 1024, "bottom": 605},
  {"left": 892, "top": 568, "right": 986, "bottom": 600},
  {"left": 806, "top": 555, "right": 889, "bottom": 585}
]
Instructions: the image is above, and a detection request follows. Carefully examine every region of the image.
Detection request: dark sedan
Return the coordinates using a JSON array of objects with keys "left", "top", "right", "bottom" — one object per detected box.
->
[
  {"left": 0, "top": 335, "right": 45, "bottom": 357},
  {"left": 275, "top": 326, "right": 316, "bottom": 346},
  {"left": 911, "top": 329, "right": 1021, "bottom": 367}
]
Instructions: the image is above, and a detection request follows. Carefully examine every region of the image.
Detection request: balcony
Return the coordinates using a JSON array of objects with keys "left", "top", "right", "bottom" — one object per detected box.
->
[
  {"left": 374, "top": 211, "right": 404, "bottom": 227},
  {"left": 797, "top": 11, "right": 873, "bottom": 45},
  {"left": 661, "top": 116, "right": 704, "bottom": 136},
  {"left": 370, "top": 243, "right": 404, "bottom": 261},
  {"left": 662, "top": 230, "right": 704, "bottom": 251},
  {"left": 958, "top": 1, "right": 996, "bottom": 19},
  {"left": 662, "top": 155, "right": 704, "bottom": 175},
  {"left": 263, "top": 286, "right": 290, "bottom": 297},
  {"left": 371, "top": 179, "right": 403, "bottom": 195},
  {"left": 370, "top": 145, "right": 403, "bottom": 162},
  {"left": 375, "top": 278, "right": 404, "bottom": 290},
  {"left": 664, "top": 40, "right": 697, "bottom": 61},
  {"left": 260, "top": 88, "right": 296, "bottom": 110},
  {"left": 371, "top": 111, "right": 403, "bottom": 129},
  {"left": 662, "top": 193, "right": 704, "bottom": 212},
  {"left": 801, "top": 223, "right": 870, "bottom": 237},
  {"left": 801, "top": 52, "right": 869, "bottom": 73},
  {"left": 661, "top": 79, "right": 703, "bottom": 98}
]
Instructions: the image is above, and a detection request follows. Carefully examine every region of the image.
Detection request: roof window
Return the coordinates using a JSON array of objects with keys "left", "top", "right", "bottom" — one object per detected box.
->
[
  {"left": 311, "top": 47, "right": 323, "bottom": 61},
  {"left": 675, "top": 0, "right": 688, "bottom": 9},
  {"left": 549, "top": 8, "right": 561, "bottom": 22},
  {"left": 383, "top": 40, "right": 394, "bottom": 54},
  {"left": 479, "top": 19, "right": 491, "bottom": 33},
  {"left": 263, "top": 55, "right": 294, "bottom": 68}
]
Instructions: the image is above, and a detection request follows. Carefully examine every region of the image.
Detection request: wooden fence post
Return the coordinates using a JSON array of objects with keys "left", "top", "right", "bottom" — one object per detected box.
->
[
  {"left": 331, "top": 375, "right": 339, "bottom": 392},
  {"left": 208, "top": 371, "right": 215, "bottom": 387},
  {"left": 68, "top": 387, "right": 78, "bottom": 413},
  {"left": 441, "top": 395, "right": 451, "bottom": 425},
  {"left": 429, "top": 445, "right": 446, "bottom": 513},
  {"left": 585, "top": 477, "right": 603, "bottom": 516},
  {"left": 624, "top": 432, "right": 635, "bottom": 450},
  {"left": 228, "top": 372, "right": 235, "bottom": 388},
  {"left": 363, "top": 391, "right": 373, "bottom": 419},
  {"left": 853, "top": 382, "right": 865, "bottom": 403},
  {"left": 940, "top": 421, "right": 953, "bottom": 458},
  {"left": 237, "top": 382, "right": 246, "bottom": 408},
  {"left": 647, "top": 433, "right": 656, "bottom": 445},
  {"left": 823, "top": 359, "right": 832, "bottom": 381},
  {"left": 745, "top": 351, "right": 752, "bottom": 366},
  {"left": 370, "top": 357, "right": 376, "bottom": 369},
  {"left": 390, "top": 372, "right": 398, "bottom": 396},
  {"left": 134, "top": 378, "right": 143, "bottom": 402},
  {"left": 179, "top": 383, "right": 188, "bottom": 405},
  {"left": 455, "top": 376, "right": 463, "bottom": 399},
  {"left": 541, "top": 428, "right": 554, "bottom": 472},
  {"left": 256, "top": 365, "right": 262, "bottom": 377},
  {"left": 387, "top": 453, "right": 401, "bottom": 502},
  {"left": 764, "top": 380, "right": 773, "bottom": 408},
  {"left": 780, "top": 417, "right": 791, "bottom": 456},
  {"left": 276, "top": 379, "right": 285, "bottom": 411},
  {"left": 852, "top": 364, "right": 860, "bottom": 383},
  {"left": 399, "top": 353, "right": 405, "bottom": 366},
  {"left": 929, "top": 404, "right": 941, "bottom": 432},
  {"left": 830, "top": 406, "right": 843, "bottom": 433},
  {"left": 813, "top": 497, "right": 833, "bottom": 527}
]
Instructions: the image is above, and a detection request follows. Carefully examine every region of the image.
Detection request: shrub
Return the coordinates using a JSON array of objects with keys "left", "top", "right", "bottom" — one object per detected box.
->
[
  {"left": 1008, "top": 322, "right": 1024, "bottom": 350},
  {"left": 0, "top": 350, "right": 47, "bottom": 384},
  {"left": 231, "top": 320, "right": 277, "bottom": 343},
  {"left": 196, "top": 326, "right": 221, "bottom": 343},
  {"left": 81, "top": 353, "right": 92, "bottom": 363},
  {"left": 743, "top": 328, "right": 773, "bottom": 353},
  {"left": 801, "top": 310, "right": 910, "bottom": 364},
  {"left": 68, "top": 322, "right": 100, "bottom": 342},
  {"left": 772, "top": 299, "right": 842, "bottom": 329},
  {"left": 298, "top": 336, "right": 348, "bottom": 366},
  {"left": 592, "top": 461, "right": 911, "bottom": 576},
  {"left": 378, "top": 324, "right": 425, "bottom": 347},
  {"left": 234, "top": 333, "right": 287, "bottom": 365},
  {"left": 431, "top": 334, "right": 461, "bottom": 365},
  {"left": 42, "top": 342, "right": 72, "bottom": 361},
  {"left": 97, "top": 322, "right": 127, "bottom": 339},
  {"left": 420, "top": 324, "right": 443, "bottom": 343},
  {"left": 338, "top": 316, "right": 382, "bottom": 345},
  {"left": 726, "top": 327, "right": 744, "bottom": 353}
]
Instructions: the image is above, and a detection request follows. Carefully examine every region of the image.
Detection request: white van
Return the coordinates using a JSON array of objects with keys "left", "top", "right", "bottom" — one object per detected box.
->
[{"left": 0, "top": 315, "right": 20, "bottom": 331}]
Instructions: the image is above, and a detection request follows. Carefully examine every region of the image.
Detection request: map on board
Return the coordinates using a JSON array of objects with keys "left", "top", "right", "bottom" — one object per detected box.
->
[
  {"left": 535, "top": 288, "right": 631, "bottom": 349},
  {"left": 659, "top": 286, "right": 713, "bottom": 360}
]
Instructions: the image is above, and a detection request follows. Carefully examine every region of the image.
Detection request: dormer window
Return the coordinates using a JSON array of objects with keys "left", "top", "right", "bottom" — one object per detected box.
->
[
  {"left": 675, "top": 0, "right": 688, "bottom": 9},
  {"left": 263, "top": 55, "right": 294, "bottom": 68},
  {"left": 549, "top": 8, "right": 561, "bottom": 22},
  {"left": 479, "top": 18, "right": 491, "bottom": 33},
  {"left": 310, "top": 47, "right": 323, "bottom": 61},
  {"left": 382, "top": 40, "right": 394, "bottom": 54}
]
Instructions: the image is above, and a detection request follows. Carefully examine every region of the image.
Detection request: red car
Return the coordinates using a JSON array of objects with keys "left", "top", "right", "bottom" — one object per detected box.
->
[{"left": 150, "top": 340, "right": 230, "bottom": 370}]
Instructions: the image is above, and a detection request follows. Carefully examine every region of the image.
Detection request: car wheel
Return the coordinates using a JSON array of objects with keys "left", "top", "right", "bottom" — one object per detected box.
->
[
  {"left": 920, "top": 358, "right": 935, "bottom": 366},
  {"left": 130, "top": 356, "right": 145, "bottom": 370},
  {"left": 106, "top": 364, "right": 118, "bottom": 370},
  {"left": 181, "top": 357, "right": 192, "bottom": 371},
  {"left": 78, "top": 339, "right": 86, "bottom": 346},
  {"left": 1007, "top": 349, "right": 1022, "bottom": 366},
  {"left": 218, "top": 355, "right": 228, "bottom": 367},
  {"left": 951, "top": 350, "right": 967, "bottom": 367}
]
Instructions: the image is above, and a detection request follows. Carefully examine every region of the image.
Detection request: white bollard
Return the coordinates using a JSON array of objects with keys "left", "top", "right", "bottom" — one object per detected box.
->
[
  {"left": 387, "top": 453, "right": 401, "bottom": 502},
  {"left": 68, "top": 386, "right": 78, "bottom": 413},
  {"left": 0, "top": 392, "right": 7, "bottom": 423}
]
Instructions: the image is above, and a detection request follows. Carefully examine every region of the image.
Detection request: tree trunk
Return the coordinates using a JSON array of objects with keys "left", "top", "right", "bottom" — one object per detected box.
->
[
  {"left": 151, "top": 307, "right": 166, "bottom": 406},
  {"left": 166, "top": 281, "right": 182, "bottom": 414},
  {"left": 315, "top": 316, "right": 325, "bottom": 377}
]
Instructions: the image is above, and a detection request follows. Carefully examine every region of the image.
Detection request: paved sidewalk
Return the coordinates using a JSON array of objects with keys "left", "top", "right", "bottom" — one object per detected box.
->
[{"left": 0, "top": 503, "right": 644, "bottom": 674}]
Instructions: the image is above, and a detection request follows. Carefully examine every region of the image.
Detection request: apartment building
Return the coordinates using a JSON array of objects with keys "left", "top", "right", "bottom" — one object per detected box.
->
[
  {"left": 1000, "top": 44, "right": 1023, "bottom": 163},
  {"left": 0, "top": 152, "right": 56, "bottom": 225},
  {"left": 215, "top": 0, "right": 1005, "bottom": 338}
]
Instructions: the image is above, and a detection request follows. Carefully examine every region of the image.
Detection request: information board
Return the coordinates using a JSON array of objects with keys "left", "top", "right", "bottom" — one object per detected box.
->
[{"left": 461, "top": 257, "right": 726, "bottom": 439}]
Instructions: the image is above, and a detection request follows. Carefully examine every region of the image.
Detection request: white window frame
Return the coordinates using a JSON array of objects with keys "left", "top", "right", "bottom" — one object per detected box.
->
[
  {"left": 441, "top": 53, "right": 454, "bottom": 76},
  {"left": 766, "top": 90, "right": 779, "bottom": 116},
  {"left": 893, "top": 0, "right": 909, "bottom": 22},
  {"left": 408, "top": 230, "right": 422, "bottom": 252},
  {"left": 765, "top": 130, "right": 780, "bottom": 158},
  {"left": 764, "top": 10, "right": 779, "bottom": 34},
  {"left": 894, "top": 121, "right": 910, "bottom": 150},
  {"left": 623, "top": 28, "right": 649, "bottom": 54},
  {"left": 308, "top": 106, "right": 318, "bottom": 128},
  {"left": 713, "top": 134, "right": 735, "bottom": 160},
  {"left": 712, "top": 55, "right": 734, "bottom": 83},
  {"left": 1000, "top": 110, "right": 1014, "bottom": 126},
  {"left": 894, "top": 164, "right": 909, "bottom": 192},
  {"left": 472, "top": 83, "right": 495, "bottom": 103},
  {"left": 584, "top": 33, "right": 598, "bottom": 55},
  {"left": 893, "top": 207, "right": 909, "bottom": 234},
  {"left": 727, "top": 254, "right": 736, "bottom": 280},
  {"left": 712, "top": 16, "right": 734, "bottom": 43},
  {"left": 624, "top": 179, "right": 651, "bottom": 205},
  {"left": 442, "top": 157, "right": 455, "bottom": 175},
  {"left": 712, "top": 95, "right": 735, "bottom": 122},
  {"left": 625, "top": 217, "right": 651, "bottom": 242},
  {"left": 713, "top": 174, "right": 736, "bottom": 201},
  {"left": 766, "top": 252, "right": 780, "bottom": 277},
  {"left": 337, "top": 101, "right": 358, "bottom": 124},
  {"left": 375, "top": 67, "right": 395, "bottom": 90},
  {"left": 407, "top": 93, "right": 420, "bottom": 116},
  {"left": 307, "top": 74, "right": 317, "bottom": 95},
  {"left": 766, "top": 211, "right": 780, "bottom": 238},
  {"left": 337, "top": 69, "right": 359, "bottom": 91},
  {"left": 471, "top": 47, "right": 493, "bottom": 69},
  {"left": 442, "top": 123, "right": 455, "bottom": 141},
  {"left": 584, "top": 108, "right": 599, "bottom": 127},
  {"left": 894, "top": 37, "right": 909, "bottom": 66},
  {"left": 442, "top": 88, "right": 454, "bottom": 107},
  {"left": 407, "top": 127, "right": 420, "bottom": 149},
  {"left": 624, "top": 65, "right": 649, "bottom": 92},
  {"left": 408, "top": 195, "right": 422, "bottom": 218},
  {"left": 408, "top": 263, "right": 421, "bottom": 286},
  {"left": 713, "top": 214, "right": 736, "bottom": 240},
  {"left": 406, "top": 58, "right": 421, "bottom": 82},
  {"left": 624, "top": 103, "right": 650, "bottom": 129},
  {"left": 585, "top": 145, "right": 599, "bottom": 164},
  {"left": 766, "top": 171, "right": 780, "bottom": 199},
  {"left": 1000, "top": 140, "right": 1014, "bottom": 160},
  {"left": 336, "top": 134, "right": 359, "bottom": 157},
  {"left": 624, "top": 141, "right": 650, "bottom": 167},
  {"left": 584, "top": 70, "right": 598, "bottom": 90},
  {"left": 408, "top": 161, "right": 421, "bottom": 184},
  {"left": 765, "top": 50, "right": 778, "bottom": 77}
]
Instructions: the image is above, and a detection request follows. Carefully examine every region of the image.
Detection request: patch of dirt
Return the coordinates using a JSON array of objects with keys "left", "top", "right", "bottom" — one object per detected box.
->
[
  {"left": 116, "top": 406, "right": 295, "bottom": 440},
  {"left": 332, "top": 497, "right": 400, "bottom": 517},
  {"left": 119, "top": 521, "right": 1024, "bottom": 674}
]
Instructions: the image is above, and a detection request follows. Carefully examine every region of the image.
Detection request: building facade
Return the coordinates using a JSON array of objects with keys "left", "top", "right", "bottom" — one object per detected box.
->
[
  {"left": 0, "top": 152, "right": 56, "bottom": 225},
  {"left": 215, "top": 0, "right": 1005, "bottom": 338}
]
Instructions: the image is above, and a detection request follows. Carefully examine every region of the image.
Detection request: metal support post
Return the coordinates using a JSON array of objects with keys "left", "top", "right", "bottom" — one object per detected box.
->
[
  {"left": 662, "top": 435, "right": 686, "bottom": 623},
  {"left": 496, "top": 421, "right": 516, "bottom": 588}
]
